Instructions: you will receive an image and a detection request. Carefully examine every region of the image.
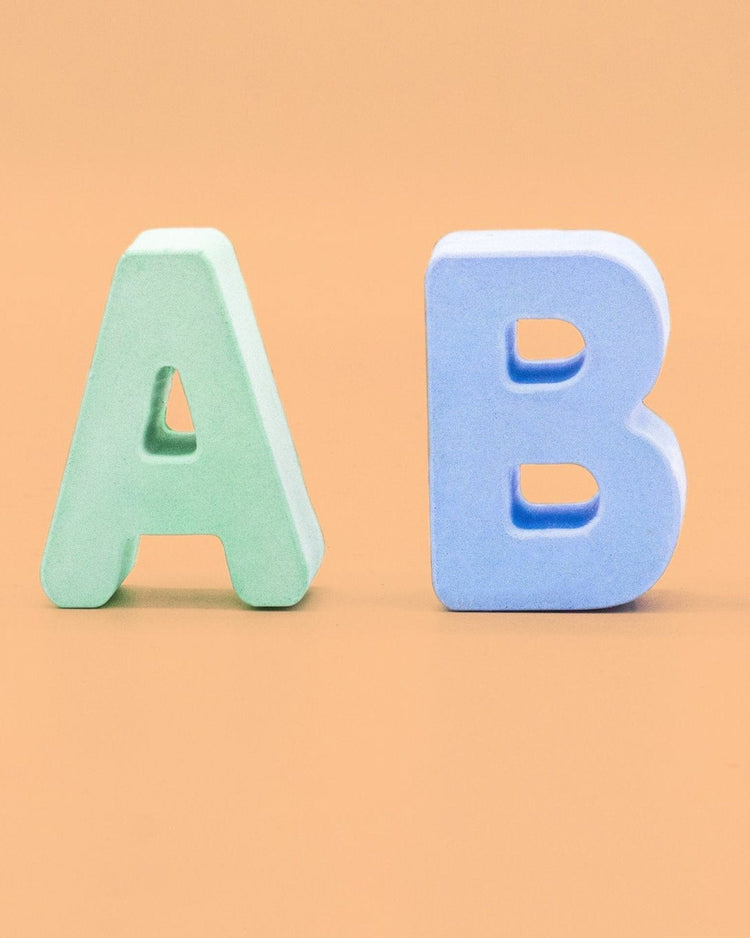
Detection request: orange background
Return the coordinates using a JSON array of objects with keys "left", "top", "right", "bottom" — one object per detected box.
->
[{"left": 2, "top": 1, "right": 749, "bottom": 935}]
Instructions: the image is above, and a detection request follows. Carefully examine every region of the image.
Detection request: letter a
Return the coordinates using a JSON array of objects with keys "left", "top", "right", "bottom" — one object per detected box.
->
[
  {"left": 42, "top": 229, "right": 324, "bottom": 607},
  {"left": 426, "top": 230, "right": 686, "bottom": 610}
]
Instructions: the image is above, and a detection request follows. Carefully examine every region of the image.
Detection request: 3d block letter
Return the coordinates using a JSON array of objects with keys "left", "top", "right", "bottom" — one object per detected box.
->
[
  {"left": 42, "top": 229, "right": 324, "bottom": 607},
  {"left": 425, "top": 231, "right": 686, "bottom": 610}
]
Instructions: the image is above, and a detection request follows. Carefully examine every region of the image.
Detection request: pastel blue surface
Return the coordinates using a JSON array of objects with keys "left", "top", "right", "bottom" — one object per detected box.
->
[{"left": 425, "top": 231, "right": 687, "bottom": 611}]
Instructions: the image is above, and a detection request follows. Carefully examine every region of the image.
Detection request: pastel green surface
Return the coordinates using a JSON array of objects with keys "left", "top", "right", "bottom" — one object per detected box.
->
[{"left": 41, "top": 228, "right": 324, "bottom": 608}]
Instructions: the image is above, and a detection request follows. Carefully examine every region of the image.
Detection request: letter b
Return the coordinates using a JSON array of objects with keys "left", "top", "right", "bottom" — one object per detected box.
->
[{"left": 426, "top": 231, "right": 686, "bottom": 610}]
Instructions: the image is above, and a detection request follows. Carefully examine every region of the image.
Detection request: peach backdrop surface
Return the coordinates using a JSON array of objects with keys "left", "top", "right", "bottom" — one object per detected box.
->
[{"left": 2, "top": 1, "right": 749, "bottom": 935}]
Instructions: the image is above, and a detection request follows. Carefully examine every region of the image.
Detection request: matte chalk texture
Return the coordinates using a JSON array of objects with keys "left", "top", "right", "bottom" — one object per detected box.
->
[
  {"left": 426, "top": 231, "right": 686, "bottom": 611},
  {"left": 42, "top": 228, "right": 324, "bottom": 608}
]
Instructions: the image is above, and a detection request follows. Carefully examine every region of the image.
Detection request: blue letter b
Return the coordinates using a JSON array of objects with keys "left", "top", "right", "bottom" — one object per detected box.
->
[{"left": 426, "top": 231, "right": 686, "bottom": 611}]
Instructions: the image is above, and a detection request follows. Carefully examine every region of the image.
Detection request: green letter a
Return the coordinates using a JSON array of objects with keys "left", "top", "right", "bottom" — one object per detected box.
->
[{"left": 41, "top": 229, "right": 324, "bottom": 607}]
